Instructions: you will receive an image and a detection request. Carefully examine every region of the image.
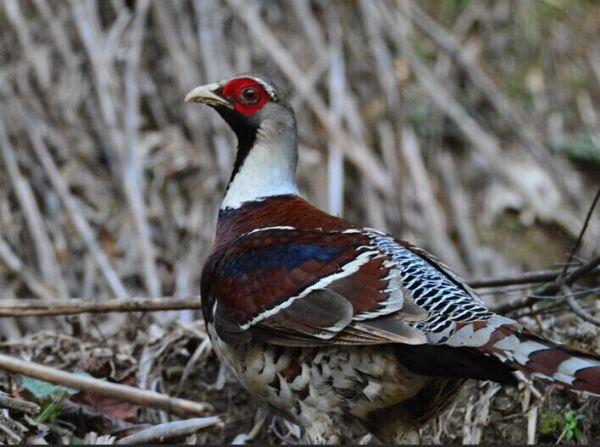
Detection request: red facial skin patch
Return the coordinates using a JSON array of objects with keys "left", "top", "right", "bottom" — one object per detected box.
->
[{"left": 221, "top": 78, "right": 270, "bottom": 116}]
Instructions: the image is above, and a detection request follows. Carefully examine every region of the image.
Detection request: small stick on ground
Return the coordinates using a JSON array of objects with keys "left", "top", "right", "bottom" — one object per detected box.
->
[
  {"left": 0, "top": 354, "right": 211, "bottom": 417},
  {"left": 0, "top": 417, "right": 21, "bottom": 443},
  {"left": 115, "top": 417, "right": 222, "bottom": 444},
  {"left": 493, "top": 255, "right": 600, "bottom": 314},
  {"left": 563, "top": 285, "right": 600, "bottom": 327},
  {"left": 1, "top": 264, "right": 599, "bottom": 318},
  {"left": 0, "top": 392, "right": 40, "bottom": 415},
  {"left": 0, "top": 297, "right": 202, "bottom": 317},
  {"left": 470, "top": 266, "right": 600, "bottom": 289}
]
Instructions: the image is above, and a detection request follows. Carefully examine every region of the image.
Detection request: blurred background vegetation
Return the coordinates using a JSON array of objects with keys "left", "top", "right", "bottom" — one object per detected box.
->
[{"left": 0, "top": 0, "right": 598, "bottom": 444}]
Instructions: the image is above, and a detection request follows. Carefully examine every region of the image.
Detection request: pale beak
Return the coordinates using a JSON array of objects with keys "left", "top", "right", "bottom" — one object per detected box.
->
[{"left": 184, "top": 83, "right": 233, "bottom": 108}]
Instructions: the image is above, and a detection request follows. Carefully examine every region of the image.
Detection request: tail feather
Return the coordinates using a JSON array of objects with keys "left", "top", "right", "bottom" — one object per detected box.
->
[{"left": 479, "top": 324, "right": 600, "bottom": 395}]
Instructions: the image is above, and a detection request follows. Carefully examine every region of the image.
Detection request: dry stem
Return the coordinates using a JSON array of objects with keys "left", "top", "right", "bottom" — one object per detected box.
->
[
  {"left": 0, "top": 353, "right": 211, "bottom": 417},
  {"left": 115, "top": 417, "right": 221, "bottom": 444},
  {"left": 0, "top": 266, "right": 598, "bottom": 318}
]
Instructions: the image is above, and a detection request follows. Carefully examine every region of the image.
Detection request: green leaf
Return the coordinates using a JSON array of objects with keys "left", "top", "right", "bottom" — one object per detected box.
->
[
  {"left": 562, "top": 410, "right": 586, "bottom": 442},
  {"left": 21, "top": 371, "right": 93, "bottom": 399},
  {"left": 37, "top": 396, "right": 64, "bottom": 425}
]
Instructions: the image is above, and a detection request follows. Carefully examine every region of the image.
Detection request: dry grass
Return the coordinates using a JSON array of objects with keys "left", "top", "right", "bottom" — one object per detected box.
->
[{"left": 0, "top": 0, "right": 598, "bottom": 443}]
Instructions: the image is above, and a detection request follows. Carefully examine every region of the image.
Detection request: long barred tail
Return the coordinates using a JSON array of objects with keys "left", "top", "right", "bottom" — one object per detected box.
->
[{"left": 478, "top": 324, "right": 600, "bottom": 395}]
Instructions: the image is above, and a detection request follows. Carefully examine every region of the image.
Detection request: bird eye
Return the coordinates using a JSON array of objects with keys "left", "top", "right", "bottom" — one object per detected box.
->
[{"left": 241, "top": 87, "right": 259, "bottom": 104}]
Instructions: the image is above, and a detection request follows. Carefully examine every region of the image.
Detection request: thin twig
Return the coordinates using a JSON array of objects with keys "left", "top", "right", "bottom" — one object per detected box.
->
[
  {"left": 469, "top": 266, "right": 600, "bottom": 289},
  {"left": 1, "top": 263, "right": 599, "bottom": 318},
  {"left": 0, "top": 353, "right": 211, "bottom": 417},
  {"left": 492, "top": 187, "right": 600, "bottom": 314},
  {"left": 493, "top": 255, "right": 600, "bottom": 314},
  {"left": 116, "top": 417, "right": 222, "bottom": 444},
  {"left": 558, "top": 186, "right": 600, "bottom": 280},
  {"left": 0, "top": 418, "right": 21, "bottom": 443},
  {"left": 0, "top": 297, "right": 202, "bottom": 317},
  {"left": 530, "top": 203, "right": 600, "bottom": 298},
  {"left": 563, "top": 285, "right": 600, "bottom": 327},
  {"left": 0, "top": 392, "right": 40, "bottom": 415}
]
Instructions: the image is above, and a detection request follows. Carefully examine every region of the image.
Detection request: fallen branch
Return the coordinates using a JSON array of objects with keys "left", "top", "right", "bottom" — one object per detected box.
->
[
  {"left": 543, "top": 255, "right": 600, "bottom": 294},
  {"left": 469, "top": 266, "right": 600, "bottom": 289},
  {"left": 0, "top": 265, "right": 599, "bottom": 318},
  {"left": 0, "top": 353, "right": 211, "bottom": 417},
  {"left": 0, "top": 297, "right": 202, "bottom": 317},
  {"left": 0, "top": 392, "right": 40, "bottom": 415},
  {"left": 116, "top": 417, "right": 222, "bottom": 444},
  {"left": 493, "top": 256, "right": 600, "bottom": 314}
]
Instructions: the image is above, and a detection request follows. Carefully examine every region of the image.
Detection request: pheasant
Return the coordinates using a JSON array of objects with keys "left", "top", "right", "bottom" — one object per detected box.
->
[{"left": 186, "top": 74, "right": 600, "bottom": 443}]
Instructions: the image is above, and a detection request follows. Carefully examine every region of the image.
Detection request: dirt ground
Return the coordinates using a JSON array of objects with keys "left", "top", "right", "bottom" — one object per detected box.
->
[{"left": 1, "top": 312, "right": 599, "bottom": 444}]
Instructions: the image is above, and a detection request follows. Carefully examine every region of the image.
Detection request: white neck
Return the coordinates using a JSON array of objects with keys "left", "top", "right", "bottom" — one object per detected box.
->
[{"left": 220, "top": 116, "right": 298, "bottom": 210}]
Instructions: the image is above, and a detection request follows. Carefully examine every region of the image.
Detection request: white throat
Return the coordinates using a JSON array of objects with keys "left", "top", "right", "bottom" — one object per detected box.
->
[{"left": 220, "top": 117, "right": 298, "bottom": 210}]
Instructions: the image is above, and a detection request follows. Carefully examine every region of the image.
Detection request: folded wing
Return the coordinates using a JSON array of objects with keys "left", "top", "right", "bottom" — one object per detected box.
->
[
  {"left": 203, "top": 226, "right": 600, "bottom": 394},
  {"left": 206, "top": 227, "right": 496, "bottom": 347}
]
